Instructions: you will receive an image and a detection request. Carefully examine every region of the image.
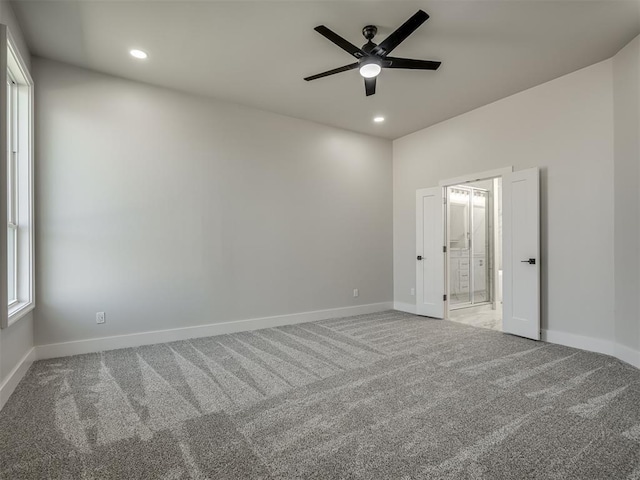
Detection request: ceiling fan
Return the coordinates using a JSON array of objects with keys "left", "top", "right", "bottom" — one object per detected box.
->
[{"left": 304, "top": 10, "right": 441, "bottom": 96}]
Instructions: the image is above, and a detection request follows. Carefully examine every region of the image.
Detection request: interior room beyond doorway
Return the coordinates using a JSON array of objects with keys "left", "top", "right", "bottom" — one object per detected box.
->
[{"left": 446, "top": 178, "right": 502, "bottom": 331}]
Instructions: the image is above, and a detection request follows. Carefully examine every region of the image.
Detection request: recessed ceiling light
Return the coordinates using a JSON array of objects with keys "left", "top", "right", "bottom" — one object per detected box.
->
[
  {"left": 129, "top": 49, "right": 148, "bottom": 60},
  {"left": 373, "top": 116, "right": 385, "bottom": 123}
]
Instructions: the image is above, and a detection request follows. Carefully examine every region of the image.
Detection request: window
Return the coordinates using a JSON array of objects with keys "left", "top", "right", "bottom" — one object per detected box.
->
[
  {"left": 7, "top": 71, "right": 17, "bottom": 306},
  {"left": 1, "top": 27, "right": 33, "bottom": 328}
]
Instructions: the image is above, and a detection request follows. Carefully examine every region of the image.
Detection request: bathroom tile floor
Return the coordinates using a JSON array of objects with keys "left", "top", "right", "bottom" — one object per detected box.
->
[{"left": 448, "top": 304, "right": 502, "bottom": 331}]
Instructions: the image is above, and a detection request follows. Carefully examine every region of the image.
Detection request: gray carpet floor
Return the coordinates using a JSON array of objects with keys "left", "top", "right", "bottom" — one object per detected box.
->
[{"left": 1, "top": 311, "right": 639, "bottom": 479}]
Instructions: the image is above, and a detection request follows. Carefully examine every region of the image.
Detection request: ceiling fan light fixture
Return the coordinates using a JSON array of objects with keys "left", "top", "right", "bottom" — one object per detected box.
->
[
  {"left": 129, "top": 49, "right": 148, "bottom": 60},
  {"left": 359, "top": 61, "right": 381, "bottom": 79}
]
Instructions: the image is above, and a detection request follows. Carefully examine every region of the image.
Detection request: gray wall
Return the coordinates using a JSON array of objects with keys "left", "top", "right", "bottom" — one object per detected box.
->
[
  {"left": 0, "top": 0, "right": 29, "bottom": 70},
  {"left": 33, "top": 58, "right": 393, "bottom": 346},
  {"left": 393, "top": 60, "right": 615, "bottom": 342},
  {"left": 613, "top": 35, "right": 640, "bottom": 354},
  {"left": 0, "top": 0, "right": 33, "bottom": 386},
  {"left": 0, "top": 315, "right": 32, "bottom": 380}
]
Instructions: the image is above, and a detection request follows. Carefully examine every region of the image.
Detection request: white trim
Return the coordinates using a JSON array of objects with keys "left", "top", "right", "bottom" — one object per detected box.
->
[
  {"left": 6, "top": 30, "right": 33, "bottom": 86},
  {"left": 0, "top": 346, "right": 35, "bottom": 411},
  {"left": 7, "top": 301, "right": 34, "bottom": 325},
  {"left": 393, "top": 301, "right": 417, "bottom": 314},
  {"left": 35, "top": 302, "right": 393, "bottom": 360},
  {"left": 439, "top": 167, "right": 513, "bottom": 187},
  {"left": 542, "top": 329, "right": 639, "bottom": 369},
  {"left": 542, "top": 329, "right": 612, "bottom": 355},
  {"left": 0, "top": 24, "right": 8, "bottom": 329},
  {"left": 615, "top": 342, "right": 640, "bottom": 369}
]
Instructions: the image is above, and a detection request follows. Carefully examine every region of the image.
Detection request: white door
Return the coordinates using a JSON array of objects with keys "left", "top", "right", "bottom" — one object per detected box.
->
[
  {"left": 416, "top": 187, "right": 445, "bottom": 318},
  {"left": 503, "top": 167, "right": 540, "bottom": 340}
]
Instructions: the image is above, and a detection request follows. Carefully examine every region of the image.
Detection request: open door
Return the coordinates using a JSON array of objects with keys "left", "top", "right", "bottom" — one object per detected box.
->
[
  {"left": 416, "top": 187, "right": 445, "bottom": 318},
  {"left": 503, "top": 167, "right": 540, "bottom": 340}
]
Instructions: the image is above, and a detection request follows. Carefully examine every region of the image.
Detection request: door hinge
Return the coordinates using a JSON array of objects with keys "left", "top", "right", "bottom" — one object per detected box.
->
[
  {"left": 443, "top": 197, "right": 447, "bottom": 204},
  {"left": 443, "top": 246, "right": 447, "bottom": 253},
  {"left": 443, "top": 294, "right": 447, "bottom": 301}
]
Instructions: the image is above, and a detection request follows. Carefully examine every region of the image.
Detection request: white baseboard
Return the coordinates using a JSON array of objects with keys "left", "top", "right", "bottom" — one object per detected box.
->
[
  {"left": 393, "top": 301, "right": 417, "bottom": 314},
  {"left": 542, "top": 329, "right": 639, "bottom": 369},
  {"left": 35, "top": 302, "right": 394, "bottom": 360},
  {"left": 541, "top": 329, "right": 613, "bottom": 356},
  {"left": 615, "top": 342, "right": 640, "bottom": 369},
  {"left": 0, "top": 347, "right": 36, "bottom": 411}
]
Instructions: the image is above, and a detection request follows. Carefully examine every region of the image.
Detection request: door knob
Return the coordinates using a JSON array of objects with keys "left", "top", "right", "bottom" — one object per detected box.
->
[
  {"left": 417, "top": 255, "right": 423, "bottom": 261},
  {"left": 521, "top": 258, "right": 536, "bottom": 265}
]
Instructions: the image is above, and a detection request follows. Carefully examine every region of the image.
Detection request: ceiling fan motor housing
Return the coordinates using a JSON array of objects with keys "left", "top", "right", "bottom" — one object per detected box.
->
[{"left": 362, "top": 25, "right": 378, "bottom": 41}]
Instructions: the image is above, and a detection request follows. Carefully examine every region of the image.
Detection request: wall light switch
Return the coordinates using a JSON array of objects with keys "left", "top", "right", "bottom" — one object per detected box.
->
[
  {"left": 96, "top": 312, "right": 106, "bottom": 324},
  {"left": 353, "top": 289, "right": 359, "bottom": 297},
  {"left": 410, "top": 288, "right": 415, "bottom": 296}
]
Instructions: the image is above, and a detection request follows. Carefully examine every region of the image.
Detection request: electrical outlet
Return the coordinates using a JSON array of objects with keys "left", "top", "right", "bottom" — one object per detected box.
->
[
  {"left": 96, "top": 312, "right": 106, "bottom": 324},
  {"left": 353, "top": 288, "right": 359, "bottom": 298},
  {"left": 410, "top": 288, "right": 415, "bottom": 296}
]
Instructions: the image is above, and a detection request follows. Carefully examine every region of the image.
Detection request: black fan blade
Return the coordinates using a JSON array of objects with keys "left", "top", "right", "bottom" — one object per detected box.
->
[
  {"left": 364, "top": 77, "right": 376, "bottom": 96},
  {"left": 385, "top": 57, "right": 441, "bottom": 70},
  {"left": 304, "top": 63, "right": 359, "bottom": 81},
  {"left": 314, "top": 25, "right": 366, "bottom": 59},
  {"left": 372, "top": 10, "right": 429, "bottom": 57}
]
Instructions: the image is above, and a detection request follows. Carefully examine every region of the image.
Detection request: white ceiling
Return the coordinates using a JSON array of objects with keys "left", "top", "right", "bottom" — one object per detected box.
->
[{"left": 12, "top": 0, "right": 640, "bottom": 139}]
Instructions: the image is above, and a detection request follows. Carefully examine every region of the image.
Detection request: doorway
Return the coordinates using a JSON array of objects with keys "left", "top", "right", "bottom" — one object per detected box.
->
[
  {"left": 415, "top": 167, "right": 540, "bottom": 341},
  {"left": 446, "top": 179, "right": 502, "bottom": 331}
]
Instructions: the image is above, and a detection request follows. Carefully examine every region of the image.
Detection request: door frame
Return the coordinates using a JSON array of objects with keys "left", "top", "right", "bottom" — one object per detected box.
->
[
  {"left": 438, "top": 167, "right": 514, "bottom": 189},
  {"left": 438, "top": 167, "right": 513, "bottom": 321}
]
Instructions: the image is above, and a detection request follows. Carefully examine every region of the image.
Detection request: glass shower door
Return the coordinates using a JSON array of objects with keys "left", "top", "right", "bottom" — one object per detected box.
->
[
  {"left": 448, "top": 187, "right": 471, "bottom": 307},
  {"left": 472, "top": 189, "right": 490, "bottom": 304},
  {"left": 448, "top": 185, "right": 491, "bottom": 309}
]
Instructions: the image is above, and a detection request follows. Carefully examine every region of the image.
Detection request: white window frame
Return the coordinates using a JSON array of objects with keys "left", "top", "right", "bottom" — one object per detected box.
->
[
  {"left": 0, "top": 26, "right": 34, "bottom": 328},
  {"left": 7, "top": 69, "right": 17, "bottom": 307}
]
